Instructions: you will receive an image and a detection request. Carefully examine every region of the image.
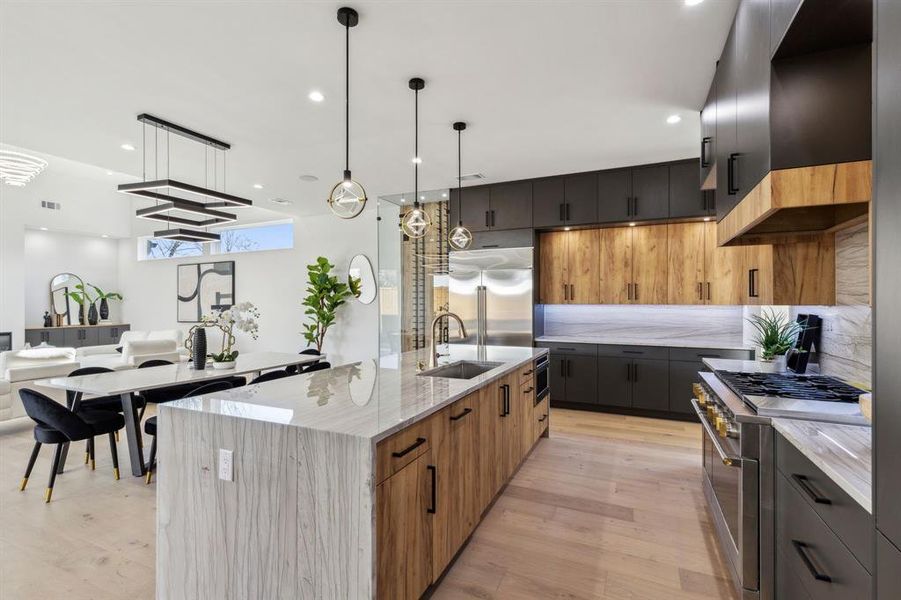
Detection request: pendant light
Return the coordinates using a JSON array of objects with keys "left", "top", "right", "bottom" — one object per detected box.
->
[
  {"left": 328, "top": 7, "right": 367, "bottom": 219},
  {"left": 401, "top": 77, "right": 431, "bottom": 238},
  {"left": 448, "top": 121, "right": 472, "bottom": 250}
]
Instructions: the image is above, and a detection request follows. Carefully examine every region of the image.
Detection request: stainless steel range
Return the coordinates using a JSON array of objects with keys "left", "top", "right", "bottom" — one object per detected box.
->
[{"left": 691, "top": 367, "right": 868, "bottom": 600}]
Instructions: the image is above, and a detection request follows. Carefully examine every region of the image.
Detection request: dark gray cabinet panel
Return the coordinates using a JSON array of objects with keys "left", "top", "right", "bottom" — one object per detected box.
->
[
  {"left": 537, "top": 342, "right": 597, "bottom": 355},
  {"left": 715, "top": 25, "right": 739, "bottom": 222},
  {"left": 454, "top": 186, "right": 491, "bottom": 233},
  {"left": 668, "top": 347, "right": 753, "bottom": 362},
  {"left": 735, "top": 0, "right": 772, "bottom": 195},
  {"left": 669, "top": 160, "right": 708, "bottom": 218},
  {"left": 596, "top": 356, "right": 631, "bottom": 408},
  {"left": 468, "top": 228, "right": 532, "bottom": 250},
  {"left": 631, "top": 358, "right": 669, "bottom": 411},
  {"left": 563, "top": 173, "right": 598, "bottom": 226},
  {"left": 669, "top": 360, "right": 707, "bottom": 415},
  {"left": 24, "top": 331, "right": 44, "bottom": 347},
  {"left": 700, "top": 73, "right": 717, "bottom": 188},
  {"left": 532, "top": 177, "right": 566, "bottom": 228},
  {"left": 64, "top": 327, "right": 99, "bottom": 348},
  {"left": 596, "top": 168, "right": 632, "bottom": 223},
  {"left": 97, "top": 325, "right": 129, "bottom": 346},
  {"left": 877, "top": 533, "right": 901, "bottom": 600},
  {"left": 596, "top": 344, "right": 669, "bottom": 360},
  {"left": 770, "top": 0, "right": 802, "bottom": 55},
  {"left": 490, "top": 181, "right": 532, "bottom": 230},
  {"left": 549, "top": 355, "right": 567, "bottom": 403},
  {"left": 564, "top": 354, "right": 599, "bottom": 405},
  {"left": 630, "top": 165, "right": 669, "bottom": 221}
]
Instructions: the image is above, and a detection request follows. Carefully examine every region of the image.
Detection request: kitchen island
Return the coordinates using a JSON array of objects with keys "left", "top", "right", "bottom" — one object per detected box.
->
[{"left": 156, "top": 345, "right": 548, "bottom": 600}]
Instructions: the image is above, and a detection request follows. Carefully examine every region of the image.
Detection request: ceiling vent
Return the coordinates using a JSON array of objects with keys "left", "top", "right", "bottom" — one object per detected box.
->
[
  {"left": 460, "top": 172, "right": 485, "bottom": 182},
  {"left": 41, "top": 200, "right": 61, "bottom": 210}
]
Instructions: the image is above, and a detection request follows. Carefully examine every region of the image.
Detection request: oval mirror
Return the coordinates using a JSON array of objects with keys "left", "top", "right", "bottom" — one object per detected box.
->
[
  {"left": 49, "top": 272, "right": 84, "bottom": 325},
  {"left": 348, "top": 254, "right": 376, "bottom": 305}
]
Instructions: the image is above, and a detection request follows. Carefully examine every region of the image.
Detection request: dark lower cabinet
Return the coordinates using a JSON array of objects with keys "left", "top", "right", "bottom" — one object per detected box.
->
[
  {"left": 64, "top": 327, "right": 99, "bottom": 348},
  {"left": 630, "top": 165, "right": 669, "bottom": 221},
  {"left": 97, "top": 325, "right": 128, "bottom": 346},
  {"left": 549, "top": 355, "right": 567, "bottom": 403},
  {"left": 630, "top": 359, "right": 669, "bottom": 411},
  {"left": 551, "top": 353, "right": 598, "bottom": 405},
  {"left": 24, "top": 329, "right": 65, "bottom": 347},
  {"left": 668, "top": 360, "right": 708, "bottom": 415},
  {"left": 596, "top": 168, "right": 632, "bottom": 223},
  {"left": 596, "top": 356, "right": 631, "bottom": 407}
]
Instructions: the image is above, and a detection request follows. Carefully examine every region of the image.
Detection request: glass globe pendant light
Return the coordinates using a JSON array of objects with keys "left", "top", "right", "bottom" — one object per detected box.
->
[
  {"left": 328, "top": 7, "right": 367, "bottom": 219},
  {"left": 448, "top": 121, "right": 472, "bottom": 250},
  {"left": 401, "top": 78, "right": 432, "bottom": 239}
]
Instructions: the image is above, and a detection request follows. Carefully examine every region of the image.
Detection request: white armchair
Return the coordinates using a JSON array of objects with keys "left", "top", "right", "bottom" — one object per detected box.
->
[
  {"left": 0, "top": 347, "right": 78, "bottom": 421},
  {"left": 76, "top": 329, "right": 188, "bottom": 371}
]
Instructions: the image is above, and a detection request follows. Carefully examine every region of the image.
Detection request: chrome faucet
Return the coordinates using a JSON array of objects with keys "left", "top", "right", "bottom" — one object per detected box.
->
[{"left": 430, "top": 311, "right": 467, "bottom": 367}]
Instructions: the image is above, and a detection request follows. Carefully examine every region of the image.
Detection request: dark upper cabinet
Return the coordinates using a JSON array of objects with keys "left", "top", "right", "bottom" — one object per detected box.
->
[
  {"left": 669, "top": 160, "right": 710, "bottom": 218},
  {"left": 631, "top": 359, "right": 670, "bottom": 411},
  {"left": 532, "top": 177, "right": 566, "bottom": 228},
  {"left": 450, "top": 186, "right": 490, "bottom": 233},
  {"left": 630, "top": 165, "right": 669, "bottom": 221},
  {"left": 770, "top": 0, "right": 802, "bottom": 55},
  {"left": 563, "top": 173, "right": 598, "bottom": 225},
  {"left": 715, "top": 24, "right": 739, "bottom": 222},
  {"left": 596, "top": 356, "right": 631, "bottom": 408},
  {"left": 700, "top": 71, "right": 717, "bottom": 189},
  {"left": 735, "top": 0, "right": 772, "bottom": 195},
  {"left": 489, "top": 181, "right": 533, "bottom": 230},
  {"left": 596, "top": 168, "right": 632, "bottom": 223}
]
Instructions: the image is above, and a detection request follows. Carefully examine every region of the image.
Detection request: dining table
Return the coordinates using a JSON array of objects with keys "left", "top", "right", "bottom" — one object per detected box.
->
[{"left": 35, "top": 351, "right": 326, "bottom": 476}]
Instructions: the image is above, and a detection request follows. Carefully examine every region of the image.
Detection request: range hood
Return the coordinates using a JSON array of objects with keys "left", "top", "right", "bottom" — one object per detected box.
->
[{"left": 718, "top": 160, "right": 871, "bottom": 246}]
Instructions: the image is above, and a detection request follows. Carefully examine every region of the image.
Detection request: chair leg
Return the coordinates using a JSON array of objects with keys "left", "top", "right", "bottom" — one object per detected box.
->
[
  {"left": 115, "top": 430, "right": 119, "bottom": 442},
  {"left": 108, "top": 432, "right": 120, "bottom": 480},
  {"left": 84, "top": 440, "right": 90, "bottom": 465},
  {"left": 20, "top": 442, "right": 41, "bottom": 491},
  {"left": 137, "top": 405, "right": 146, "bottom": 421},
  {"left": 46, "top": 444, "right": 63, "bottom": 503},
  {"left": 145, "top": 436, "right": 157, "bottom": 485},
  {"left": 89, "top": 438, "right": 95, "bottom": 471}
]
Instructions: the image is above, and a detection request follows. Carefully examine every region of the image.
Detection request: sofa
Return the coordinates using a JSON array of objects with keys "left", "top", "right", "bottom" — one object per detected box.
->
[
  {"left": 0, "top": 347, "right": 77, "bottom": 421},
  {"left": 76, "top": 329, "right": 189, "bottom": 371}
]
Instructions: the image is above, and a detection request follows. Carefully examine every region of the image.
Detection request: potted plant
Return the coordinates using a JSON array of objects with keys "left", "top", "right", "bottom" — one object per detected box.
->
[
  {"left": 747, "top": 309, "right": 801, "bottom": 372},
  {"left": 66, "top": 284, "right": 98, "bottom": 325},
  {"left": 199, "top": 302, "right": 261, "bottom": 369},
  {"left": 89, "top": 285, "right": 123, "bottom": 321},
  {"left": 301, "top": 257, "right": 361, "bottom": 353}
]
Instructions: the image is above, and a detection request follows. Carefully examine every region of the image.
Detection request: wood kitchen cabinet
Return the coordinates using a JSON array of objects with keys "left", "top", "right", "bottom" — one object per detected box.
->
[
  {"left": 667, "top": 222, "right": 706, "bottom": 304},
  {"left": 538, "top": 231, "right": 567, "bottom": 304},
  {"left": 538, "top": 229, "right": 599, "bottom": 304},
  {"left": 598, "top": 226, "right": 633, "bottom": 304},
  {"left": 477, "top": 376, "right": 509, "bottom": 510},
  {"left": 630, "top": 224, "right": 668, "bottom": 304},
  {"left": 704, "top": 222, "right": 746, "bottom": 305},
  {"left": 744, "top": 237, "right": 836, "bottom": 306}
]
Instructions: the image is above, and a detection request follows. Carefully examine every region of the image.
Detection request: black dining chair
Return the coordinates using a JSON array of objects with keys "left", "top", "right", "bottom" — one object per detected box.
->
[
  {"left": 249, "top": 369, "right": 290, "bottom": 385},
  {"left": 300, "top": 361, "right": 331, "bottom": 374},
  {"left": 18, "top": 388, "right": 124, "bottom": 502},
  {"left": 143, "top": 380, "right": 235, "bottom": 484},
  {"left": 286, "top": 349, "right": 323, "bottom": 374},
  {"left": 138, "top": 359, "right": 174, "bottom": 369}
]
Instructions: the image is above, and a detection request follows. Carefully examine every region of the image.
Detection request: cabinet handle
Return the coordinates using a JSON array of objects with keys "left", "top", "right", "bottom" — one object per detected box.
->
[
  {"left": 504, "top": 384, "right": 511, "bottom": 415},
  {"left": 523, "top": 387, "right": 534, "bottom": 394},
  {"left": 391, "top": 437, "right": 426, "bottom": 458},
  {"left": 563, "top": 283, "right": 569, "bottom": 302},
  {"left": 538, "top": 414, "right": 548, "bottom": 423},
  {"left": 569, "top": 284, "right": 574, "bottom": 300},
  {"left": 449, "top": 407, "right": 473, "bottom": 421},
  {"left": 697, "top": 282, "right": 703, "bottom": 301},
  {"left": 727, "top": 153, "right": 740, "bottom": 195},
  {"left": 485, "top": 211, "right": 491, "bottom": 227},
  {"left": 791, "top": 474, "right": 832, "bottom": 505},
  {"left": 627, "top": 283, "right": 632, "bottom": 300},
  {"left": 491, "top": 210, "right": 496, "bottom": 227},
  {"left": 748, "top": 268, "right": 759, "bottom": 298},
  {"left": 427, "top": 465, "right": 437, "bottom": 514},
  {"left": 559, "top": 203, "right": 565, "bottom": 222},
  {"left": 481, "top": 244, "right": 499, "bottom": 249},
  {"left": 566, "top": 359, "right": 572, "bottom": 378},
  {"left": 701, "top": 137, "right": 711, "bottom": 167},
  {"left": 633, "top": 363, "right": 638, "bottom": 381},
  {"left": 626, "top": 363, "right": 631, "bottom": 382},
  {"left": 632, "top": 197, "right": 638, "bottom": 216},
  {"left": 706, "top": 282, "right": 711, "bottom": 301},
  {"left": 560, "top": 359, "right": 566, "bottom": 378},
  {"left": 634, "top": 283, "right": 639, "bottom": 301},
  {"left": 565, "top": 203, "right": 570, "bottom": 221},
  {"left": 523, "top": 369, "right": 534, "bottom": 376},
  {"left": 623, "top": 350, "right": 644, "bottom": 355},
  {"left": 791, "top": 540, "right": 832, "bottom": 583},
  {"left": 626, "top": 197, "right": 631, "bottom": 217}
]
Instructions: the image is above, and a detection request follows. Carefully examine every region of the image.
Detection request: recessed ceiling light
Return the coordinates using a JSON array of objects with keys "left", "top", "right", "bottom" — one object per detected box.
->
[
  {"left": 39, "top": 226, "right": 48, "bottom": 231},
  {"left": 412, "top": 156, "right": 422, "bottom": 164},
  {"left": 666, "top": 114, "right": 682, "bottom": 124},
  {"left": 299, "top": 174, "right": 319, "bottom": 182},
  {"left": 120, "top": 143, "right": 135, "bottom": 151},
  {"left": 106, "top": 170, "right": 114, "bottom": 175},
  {"left": 441, "top": 192, "right": 447, "bottom": 198},
  {"left": 253, "top": 183, "right": 264, "bottom": 189},
  {"left": 270, "top": 197, "right": 294, "bottom": 206},
  {"left": 101, "top": 234, "right": 109, "bottom": 238},
  {"left": 685, "top": 0, "right": 705, "bottom": 5},
  {"left": 308, "top": 90, "right": 325, "bottom": 103}
]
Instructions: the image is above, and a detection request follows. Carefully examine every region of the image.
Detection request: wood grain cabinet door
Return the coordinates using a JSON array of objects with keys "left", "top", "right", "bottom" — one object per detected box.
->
[
  {"left": 630, "top": 224, "right": 668, "bottom": 304},
  {"left": 567, "top": 229, "right": 600, "bottom": 304},
  {"left": 376, "top": 450, "right": 434, "bottom": 600},
  {"left": 477, "top": 382, "right": 507, "bottom": 510},
  {"left": 598, "top": 227, "right": 633, "bottom": 304},
  {"left": 704, "top": 222, "right": 744, "bottom": 305},
  {"left": 538, "top": 231, "right": 568, "bottom": 304},
  {"left": 667, "top": 222, "right": 706, "bottom": 304}
]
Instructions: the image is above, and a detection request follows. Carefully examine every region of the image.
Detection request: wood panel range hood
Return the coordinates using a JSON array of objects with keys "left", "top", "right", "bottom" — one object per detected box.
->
[{"left": 718, "top": 160, "right": 871, "bottom": 246}]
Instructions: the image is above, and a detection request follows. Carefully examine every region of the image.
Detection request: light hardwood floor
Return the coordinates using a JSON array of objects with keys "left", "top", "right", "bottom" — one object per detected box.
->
[{"left": 0, "top": 408, "right": 737, "bottom": 600}]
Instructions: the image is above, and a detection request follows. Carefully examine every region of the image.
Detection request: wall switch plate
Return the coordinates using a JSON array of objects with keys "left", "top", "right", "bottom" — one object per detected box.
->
[{"left": 218, "top": 449, "right": 233, "bottom": 482}]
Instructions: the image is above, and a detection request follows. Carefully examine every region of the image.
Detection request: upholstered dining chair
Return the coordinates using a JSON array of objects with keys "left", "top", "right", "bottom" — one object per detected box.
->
[
  {"left": 300, "top": 361, "right": 332, "bottom": 374},
  {"left": 286, "top": 348, "right": 323, "bottom": 374},
  {"left": 249, "top": 369, "right": 290, "bottom": 385},
  {"left": 143, "top": 379, "right": 236, "bottom": 484},
  {"left": 18, "top": 388, "right": 124, "bottom": 502}
]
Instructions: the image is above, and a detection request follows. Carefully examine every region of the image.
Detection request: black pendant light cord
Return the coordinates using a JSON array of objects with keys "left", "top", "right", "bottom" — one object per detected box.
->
[
  {"left": 345, "top": 19, "right": 350, "bottom": 175},
  {"left": 414, "top": 88, "right": 419, "bottom": 208},
  {"left": 457, "top": 128, "right": 463, "bottom": 225}
]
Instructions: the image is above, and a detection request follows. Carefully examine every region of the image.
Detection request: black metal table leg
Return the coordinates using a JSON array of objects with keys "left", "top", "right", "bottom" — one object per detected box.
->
[{"left": 120, "top": 392, "right": 145, "bottom": 477}]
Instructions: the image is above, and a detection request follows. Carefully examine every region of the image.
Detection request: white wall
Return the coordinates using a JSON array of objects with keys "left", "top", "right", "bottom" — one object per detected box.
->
[
  {"left": 117, "top": 210, "right": 380, "bottom": 365},
  {"left": 23, "top": 229, "right": 121, "bottom": 326}
]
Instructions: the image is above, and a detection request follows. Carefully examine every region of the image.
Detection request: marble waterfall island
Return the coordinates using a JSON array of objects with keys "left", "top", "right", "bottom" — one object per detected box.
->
[{"left": 156, "top": 345, "right": 548, "bottom": 599}]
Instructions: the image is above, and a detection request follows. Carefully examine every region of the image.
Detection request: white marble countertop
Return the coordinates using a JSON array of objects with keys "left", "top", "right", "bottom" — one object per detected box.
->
[
  {"left": 536, "top": 335, "right": 752, "bottom": 351},
  {"left": 161, "top": 345, "right": 547, "bottom": 442},
  {"left": 772, "top": 418, "right": 872, "bottom": 513},
  {"left": 703, "top": 357, "right": 821, "bottom": 374}
]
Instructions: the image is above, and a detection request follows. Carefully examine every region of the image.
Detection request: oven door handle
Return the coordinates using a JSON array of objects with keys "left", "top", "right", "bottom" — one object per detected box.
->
[{"left": 690, "top": 399, "right": 742, "bottom": 467}]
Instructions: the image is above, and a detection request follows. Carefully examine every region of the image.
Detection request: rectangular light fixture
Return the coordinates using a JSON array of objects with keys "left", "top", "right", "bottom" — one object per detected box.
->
[
  {"left": 136, "top": 199, "right": 237, "bottom": 226},
  {"left": 118, "top": 178, "right": 253, "bottom": 207},
  {"left": 153, "top": 228, "right": 221, "bottom": 243}
]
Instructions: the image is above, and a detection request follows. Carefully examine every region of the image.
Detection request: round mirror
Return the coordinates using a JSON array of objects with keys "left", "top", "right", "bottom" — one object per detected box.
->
[
  {"left": 49, "top": 272, "right": 84, "bottom": 325},
  {"left": 348, "top": 254, "right": 376, "bottom": 305}
]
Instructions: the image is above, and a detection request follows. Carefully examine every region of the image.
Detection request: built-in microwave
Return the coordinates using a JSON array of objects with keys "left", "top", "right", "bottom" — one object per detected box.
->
[{"left": 534, "top": 353, "right": 549, "bottom": 404}]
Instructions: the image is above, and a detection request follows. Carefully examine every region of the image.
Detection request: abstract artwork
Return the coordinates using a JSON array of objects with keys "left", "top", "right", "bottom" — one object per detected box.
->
[{"left": 177, "top": 261, "right": 235, "bottom": 323}]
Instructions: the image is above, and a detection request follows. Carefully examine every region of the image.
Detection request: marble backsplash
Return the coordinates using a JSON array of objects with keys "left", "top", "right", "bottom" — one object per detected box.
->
[{"left": 541, "top": 304, "right": 745, "bottom": 346}]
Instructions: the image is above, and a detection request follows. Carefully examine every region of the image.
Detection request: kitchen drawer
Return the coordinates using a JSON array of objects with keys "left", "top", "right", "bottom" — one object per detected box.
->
[
  {"left": 668, "top": 347, "right": 753, "bottom": 362},
  {"left": 376, "top": 413, "right": 437, "bottom": 484},
  {"left": 776, "top": 472, "right": 871, "bottom": 599},
  {"left": 468, "top": 228, "right": 533, "bottom": 250},
  {"left": 595, "top": 344, "right": 669, "bottom": 360},
  {"left": 536, "top": 342, "right": 596, "bottom": 356},
  {"left": 777, "top": 433, "right": 873, "bottom": 571},
  {"left": 517, "top": 362, "right": 535, "bottom": 386}
]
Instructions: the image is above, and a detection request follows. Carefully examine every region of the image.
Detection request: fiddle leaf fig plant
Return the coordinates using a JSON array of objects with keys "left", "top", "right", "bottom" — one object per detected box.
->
[
  {"left": 747, "top": 309, "right": 802, "bottom": 360},
  {"left": 302, "top": 257, "right": 361, "bottom": 352}
]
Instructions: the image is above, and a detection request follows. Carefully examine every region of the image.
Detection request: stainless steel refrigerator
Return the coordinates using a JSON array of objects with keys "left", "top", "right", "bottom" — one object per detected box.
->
[{"left": 448, "top": 247, "right": 533, "bottom": 347}]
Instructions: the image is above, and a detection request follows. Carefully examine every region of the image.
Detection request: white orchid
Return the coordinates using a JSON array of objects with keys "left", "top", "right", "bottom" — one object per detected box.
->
[{"left": 198, "top": 302, "right": 261, "bottom": 361}]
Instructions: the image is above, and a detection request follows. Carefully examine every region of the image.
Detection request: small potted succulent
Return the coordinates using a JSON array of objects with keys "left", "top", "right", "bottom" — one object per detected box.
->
[
  {"left": 200, "top": 302, "right": 261, "bottom": 369},
  {"left": 747, "top": 309, "right": 801, "bottom": 373}
]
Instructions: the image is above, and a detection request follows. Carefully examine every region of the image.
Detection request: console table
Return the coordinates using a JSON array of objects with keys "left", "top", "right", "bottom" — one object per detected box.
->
[{"left": 24, "top": 323, "right": 130, "bottom": 348}]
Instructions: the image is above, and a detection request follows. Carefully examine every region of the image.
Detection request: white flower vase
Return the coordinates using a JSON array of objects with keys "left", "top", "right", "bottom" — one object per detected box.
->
[
  {"left": 212, "top": 360, "right": 236, "bottom": 370},
  {"left": 758, "top": 355, "right": 787, "bottom": 373}
]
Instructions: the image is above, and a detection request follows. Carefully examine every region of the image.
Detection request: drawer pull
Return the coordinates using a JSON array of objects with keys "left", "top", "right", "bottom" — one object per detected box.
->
[
  {"left": 792, "top": 540, "right": 833, "bottom": 582},
  {"left": 426, "top": 465, "right": 437, "bottom": 514},
  {"left": 557, "top": 347, "right": 576, "bottom": 351},
  {"left": 523, "top": 369, "right": 533, "bottom": 376},
  {"left": 449, "top": 408, "right": 473, "bottom": 421},
  {"left": 538, "top": 414, "right": 547, "bottom": 423},
  {"left": 391, "top": 437, "right": 426, "bottom": 458},
  {"left": 622, "top": 350, "right": 644, "bottom": 355},
  {"left": 791, "top": 474, "right": 832, "bottom": 505},
  {"left": 523, "top": 387, "right": 534, "bottom": 394}
]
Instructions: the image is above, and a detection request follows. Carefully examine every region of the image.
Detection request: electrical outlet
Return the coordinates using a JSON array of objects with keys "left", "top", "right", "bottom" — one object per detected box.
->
[{"left": 218, "top": 449, "right": 233, "bottom": 482}]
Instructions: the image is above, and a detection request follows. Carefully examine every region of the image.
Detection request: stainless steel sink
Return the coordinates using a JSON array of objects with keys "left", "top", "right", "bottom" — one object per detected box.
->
[{"left": 418, "top": 360, "right": 503, "bottom": 380}]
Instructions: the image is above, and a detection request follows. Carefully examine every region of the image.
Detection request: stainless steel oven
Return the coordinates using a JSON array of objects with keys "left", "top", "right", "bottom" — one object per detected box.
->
[{"left": 534, "top": 353, "right": 549, "bottom": 404}]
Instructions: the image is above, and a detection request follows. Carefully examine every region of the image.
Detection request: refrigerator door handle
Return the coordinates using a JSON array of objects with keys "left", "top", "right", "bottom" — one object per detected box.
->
[{"left": 477, "top": 285, "right": 487, "bottom": 346}]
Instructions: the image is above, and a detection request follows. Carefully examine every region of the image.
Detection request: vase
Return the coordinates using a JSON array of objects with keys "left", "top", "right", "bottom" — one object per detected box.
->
[
  {"left": 212, "top": 361, "right": 236, "bottom": 370},
  {"left": 87, "top": 303, "right": 99, "bottom": 325},
  {"left": 758, "top": 355, "right": 787, "bottom": 373},
  {"left": 99, "top": 298, "right": 109, "bottom": 320},
  {"left": 192, "top": 328, "right": 207, "bottom": 370},
  {"left": 78, "top": 304, "right": 86, "bottom": 325}
]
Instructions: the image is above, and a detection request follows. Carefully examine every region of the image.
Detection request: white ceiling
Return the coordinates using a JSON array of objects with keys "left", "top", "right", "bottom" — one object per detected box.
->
[{"left": 0, "top": 0, "right": 736, "bottom": 218}]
